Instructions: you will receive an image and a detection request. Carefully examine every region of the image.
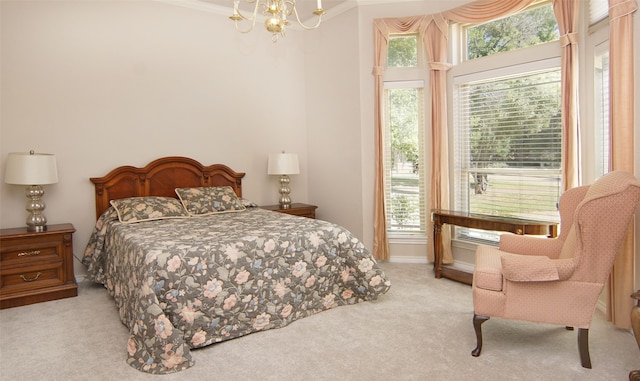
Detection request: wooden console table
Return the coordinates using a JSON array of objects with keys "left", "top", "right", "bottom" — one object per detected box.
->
[{"left": 431, "top": 209, "right": 558, "bottom": 285}]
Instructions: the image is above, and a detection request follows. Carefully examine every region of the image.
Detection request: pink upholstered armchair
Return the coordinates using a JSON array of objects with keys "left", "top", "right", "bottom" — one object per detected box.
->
[{"left": 471, "top": 171, "right": 640, "bottom": 368}]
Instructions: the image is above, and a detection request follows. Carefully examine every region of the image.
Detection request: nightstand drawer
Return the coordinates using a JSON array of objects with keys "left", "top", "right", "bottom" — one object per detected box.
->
[
  {"left": 1, "top": 239, "right": 63, "bottom": 265},
  {"left": 1, "top": 262, "right": 65, "bottom": 293}
]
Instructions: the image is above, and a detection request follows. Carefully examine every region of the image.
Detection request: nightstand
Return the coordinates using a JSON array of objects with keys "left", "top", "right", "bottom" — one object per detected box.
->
[
  {"left": 0, "top": 223, "right": 78, "bottom": 309},
  {"left": 261, "top": 203, "right": 318, "bottom": 219}
]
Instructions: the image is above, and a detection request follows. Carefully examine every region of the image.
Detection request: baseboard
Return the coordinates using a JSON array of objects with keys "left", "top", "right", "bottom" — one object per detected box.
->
[{"left": 388, "top": 256, "right": 428, "bottom": 264}]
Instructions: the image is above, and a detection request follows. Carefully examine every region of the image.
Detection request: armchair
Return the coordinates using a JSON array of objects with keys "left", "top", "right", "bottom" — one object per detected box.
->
[{"left": 471, "top": 171, "right": 640, "bottom": 368}]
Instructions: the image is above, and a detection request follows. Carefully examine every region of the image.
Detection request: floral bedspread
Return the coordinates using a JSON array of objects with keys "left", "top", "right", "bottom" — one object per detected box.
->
[{"left": 82, "top": 208, "right": 391, "bottom": 374}]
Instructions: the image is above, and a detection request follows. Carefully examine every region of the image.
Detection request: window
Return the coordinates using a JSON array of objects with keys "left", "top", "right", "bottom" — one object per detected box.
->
[
  {"left": 452, "top": 2, "right": 561, "bottom": 242},
  {"left": 383, "top": 34, "right": 427, "bottom": 236},
  {"left": 388, "top": 35, "right": 418, "bottom": 68},
  {"left": 383, "top": 82, "right": 426, "bottom": 235},
  {"left": 463, "top": 2, "right": 559, "bottom": 61},
  {"left": 593, "top": 45, "right": 610, "bottom": 178}
]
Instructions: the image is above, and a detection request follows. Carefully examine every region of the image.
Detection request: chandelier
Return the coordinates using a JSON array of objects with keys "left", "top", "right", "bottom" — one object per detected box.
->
[{"left": 229, "top": 0, "right": 325, "bottom": 42}]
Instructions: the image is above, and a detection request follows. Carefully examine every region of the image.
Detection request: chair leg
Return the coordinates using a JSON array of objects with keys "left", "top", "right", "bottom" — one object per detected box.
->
[
  {"left": 471, "top": 314, "right": 489, "bottom": 357},
  {"left": 578, "top": 328, "right": 592, "bottom": 369}
]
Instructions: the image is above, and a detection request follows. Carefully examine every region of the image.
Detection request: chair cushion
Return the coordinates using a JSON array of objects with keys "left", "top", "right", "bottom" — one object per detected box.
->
[
  {"left": 474, "top": 245, "right": 503, "bottom": 291},
  {"left": 501, "top": 254, "right": 560, "bottom": 282}
]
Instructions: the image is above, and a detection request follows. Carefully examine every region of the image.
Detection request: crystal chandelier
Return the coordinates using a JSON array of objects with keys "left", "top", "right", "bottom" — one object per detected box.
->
[{"left": 230, "top": 0, "right": 325, "bottom": 42}]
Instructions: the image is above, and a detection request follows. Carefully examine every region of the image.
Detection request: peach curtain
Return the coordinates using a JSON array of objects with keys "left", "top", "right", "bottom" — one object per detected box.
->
[
  {"left": 552, "top": 0, "right": 581, "bottom": 191},
  {"left": 372, "top": 19, "right": 390, "bottom": 260},
  {"left": 607, "top": 0, "right": 637, "bottom": 329},
  {"left": 422, "top": 14, "right": 453, "bottom": 263}
]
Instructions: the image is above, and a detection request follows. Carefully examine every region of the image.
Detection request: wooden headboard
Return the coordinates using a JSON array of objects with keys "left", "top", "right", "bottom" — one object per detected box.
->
[{"left": 90, "top": 156, "right": 246, "bottom": 218}]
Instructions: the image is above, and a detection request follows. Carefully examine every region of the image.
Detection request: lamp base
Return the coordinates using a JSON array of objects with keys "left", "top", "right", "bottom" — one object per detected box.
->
[
  {"left": 25, "top": 185, "right": 48, "bottom": 232},
  {"left": 278, "top": 175, "right": 292, "bottom": 209}
]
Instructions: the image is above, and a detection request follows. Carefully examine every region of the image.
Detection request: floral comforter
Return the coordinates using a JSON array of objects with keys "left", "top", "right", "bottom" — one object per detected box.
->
[{"left": 82, "top": 207, "right": 390, "bottom": 374}]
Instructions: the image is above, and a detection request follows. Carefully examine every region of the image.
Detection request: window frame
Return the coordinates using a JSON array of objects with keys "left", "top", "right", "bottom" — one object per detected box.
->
[{"left": 583, "top": 18, "right": 610, "bottom": 184}]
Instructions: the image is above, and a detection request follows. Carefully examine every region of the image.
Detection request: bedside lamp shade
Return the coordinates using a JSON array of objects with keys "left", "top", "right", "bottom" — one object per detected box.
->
[
  {"left": 268, "top": 152, "right": 299, "bottom": 209},
  {"left": 5, "top": 152, "right": 58, "bottom": 185},
  {"left": 4, "top": 151, "right": 58, "bottom": 232},
  {"left": 268, "top": 153, "right": 300, "bottom": 175}
]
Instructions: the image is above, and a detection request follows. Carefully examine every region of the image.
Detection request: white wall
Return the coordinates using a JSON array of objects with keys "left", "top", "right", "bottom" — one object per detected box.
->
[
  {"left": 0, "top": 0, "right": 310, "bottom": 275},
  {"left": 304, "top": 7, "right": 364, "bottom": 238}
]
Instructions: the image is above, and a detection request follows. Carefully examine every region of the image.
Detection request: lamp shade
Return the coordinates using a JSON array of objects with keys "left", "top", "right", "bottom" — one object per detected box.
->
[
  {"left": 268, "top": 153, "right": 300, "bottom": 175},
  {"left": 4, "top": 152, "right": 58, "bottom": 185}
]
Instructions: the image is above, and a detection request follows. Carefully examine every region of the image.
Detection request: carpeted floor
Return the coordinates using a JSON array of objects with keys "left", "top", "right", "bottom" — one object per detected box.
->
[{"left": 0, "top": 262, "right": 637, "bottom": 380}]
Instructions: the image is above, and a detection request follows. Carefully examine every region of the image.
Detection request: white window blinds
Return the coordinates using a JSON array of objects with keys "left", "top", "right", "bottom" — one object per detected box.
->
[
  {"left": 454, "top": 68, "right": 562, "bottom": 225},
  {"left": 589, "top": 0, "right": 609, "bottom": 26}
]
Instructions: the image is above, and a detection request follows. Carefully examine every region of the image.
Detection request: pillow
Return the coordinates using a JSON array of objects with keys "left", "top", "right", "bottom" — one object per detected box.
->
[
  {"left": 110, "top": 197, "right": 189, "bottom": 224},
  {"left": 175, "top": 186, "right": 246, "bottom": 216},
  {"left": 241, "top": 198, "right": 259, "bottom": 208}
]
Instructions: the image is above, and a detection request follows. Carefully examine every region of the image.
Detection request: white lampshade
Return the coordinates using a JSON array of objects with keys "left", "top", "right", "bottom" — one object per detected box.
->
[
  {"left": 4, "top": 152, "right": 59, "bottom": 185},
  {"left": 268, "top": 153, "right": 300, "bottom": 175}
]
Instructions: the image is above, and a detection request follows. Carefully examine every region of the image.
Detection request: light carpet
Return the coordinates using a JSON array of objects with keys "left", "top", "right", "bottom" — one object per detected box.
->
[{"left": 0, "top": 263, "right": 638, "bottom": 380}]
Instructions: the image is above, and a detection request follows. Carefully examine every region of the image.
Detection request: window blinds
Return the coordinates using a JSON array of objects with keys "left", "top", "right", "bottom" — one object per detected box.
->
[
  {"left": 454, "top": 68, "right": 562, "bottom": 224},
  {"left": 589, "top": 0, "right": 609, "bottom": 26}
]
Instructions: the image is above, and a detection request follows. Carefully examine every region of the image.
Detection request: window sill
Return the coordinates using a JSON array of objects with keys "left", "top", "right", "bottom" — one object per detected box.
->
[{"left": 388, "top": 235, "right": 427, "bottom": 245}]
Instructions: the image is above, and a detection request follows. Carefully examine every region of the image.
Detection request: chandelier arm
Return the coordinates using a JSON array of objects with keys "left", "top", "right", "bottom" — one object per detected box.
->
[
  {"left": 230, "top": 0, "right": 263, "bottom": 33},
  {"left": 291, "top": 6, "right": 324, "bottom": 30}
]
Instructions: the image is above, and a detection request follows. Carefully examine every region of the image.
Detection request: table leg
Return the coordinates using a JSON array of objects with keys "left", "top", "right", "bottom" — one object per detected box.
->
[{"left": 433, "top": 221, "right": 442, "bottom": 278}]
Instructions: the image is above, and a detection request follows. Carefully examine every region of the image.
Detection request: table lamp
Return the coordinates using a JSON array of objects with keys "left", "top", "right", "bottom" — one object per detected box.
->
[
  {"left": 267, "top": 152, "right": 300, "bottom": 209},
  {"left": 4, "top": 151, "right": 59, "bottom": 232}
]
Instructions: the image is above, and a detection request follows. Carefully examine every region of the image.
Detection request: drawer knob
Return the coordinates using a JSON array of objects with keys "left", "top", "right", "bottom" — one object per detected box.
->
[
  {"left": 18, "top": 250, "right": 41, "bottom": 257},
  {"left": 20, "top": 272, "right": 42, "bottom": 282}
]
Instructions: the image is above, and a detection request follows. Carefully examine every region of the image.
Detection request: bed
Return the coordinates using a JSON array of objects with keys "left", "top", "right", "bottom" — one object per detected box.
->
[{"left": 82, "top": 156, "right": 391, "bottom": 374}]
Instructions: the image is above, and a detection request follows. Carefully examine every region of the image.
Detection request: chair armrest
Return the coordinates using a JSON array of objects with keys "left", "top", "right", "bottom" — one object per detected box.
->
[
  {"left": 501, "top": 254, "right": 576, "bottom": 282},
  {"left": 499, "top": 234, "right": 564, "bottom": 258}
]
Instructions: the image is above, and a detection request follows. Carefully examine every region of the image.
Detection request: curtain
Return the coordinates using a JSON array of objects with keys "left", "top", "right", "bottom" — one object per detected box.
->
[
  {"left": 607, "top": 0, "right": 637, "bottom": 329},
  {"left": 372, "top": 19, "right": 390, "bottom": 261},
  {"left": 422, "top": 14, "right": 453, "bottom": 263},
  {"left": 552, "top": 0, "right": 581, "bottom": 191}
]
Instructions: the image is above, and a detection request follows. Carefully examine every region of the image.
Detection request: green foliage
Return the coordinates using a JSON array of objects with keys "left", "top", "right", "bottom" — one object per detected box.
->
[
  {"left": 467, "top": 5, "right": 559, "bottom": 59},
  {"left": 388, "top": 35, "right": 418, "bottom": 67},
  {"left": 388, "top": 88, "right": 420, "bottom": 169}
]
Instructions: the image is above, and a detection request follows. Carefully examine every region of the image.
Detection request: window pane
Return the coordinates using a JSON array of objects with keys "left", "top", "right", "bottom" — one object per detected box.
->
[
  {"left": 594, "top": 50, "right": 610, "bottom": 177},
  {"left": 454, "top": 68, "right": 562, "bottom": 236},
  {"left": 383, "top": 85, "right": 426, "bottom": 234},
  {"left": 466, "top": 4, "right": 559, "bottom": 60},
  {"left": 388, "top": 35, "right": 418, "bottom": 68}
]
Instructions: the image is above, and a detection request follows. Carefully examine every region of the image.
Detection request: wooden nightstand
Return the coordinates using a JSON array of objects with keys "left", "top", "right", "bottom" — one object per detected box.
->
[
  {"left": 261, "top": 203, "right": 318, "bottom": 219},
  {"left": 0, "top": 223, "right": 78, "bottom": 309}
]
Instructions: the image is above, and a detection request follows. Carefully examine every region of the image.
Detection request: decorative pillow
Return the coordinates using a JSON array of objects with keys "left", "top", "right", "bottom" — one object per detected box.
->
[
  {"left": 110, "top": 197, "right": 189, "bottom": 224},
  {"left": 241, "top": 198, "right": 259, "bottom": 208},
  {"left": 175, "top": 186, "right": 246, "bottom": 216}
]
